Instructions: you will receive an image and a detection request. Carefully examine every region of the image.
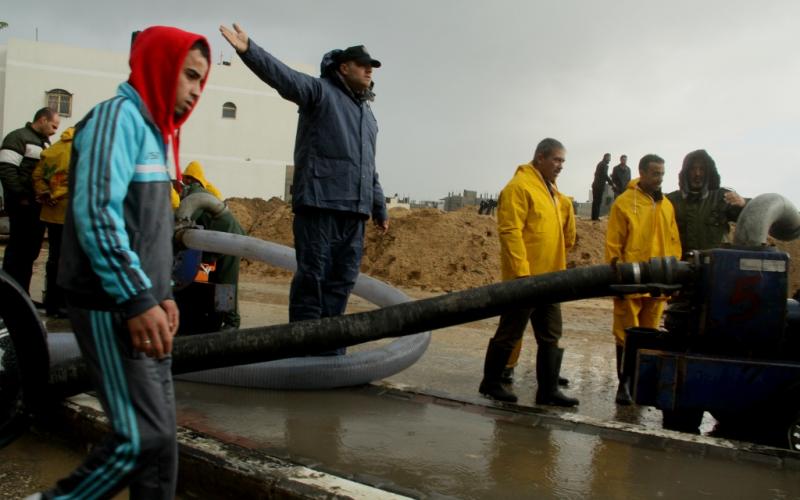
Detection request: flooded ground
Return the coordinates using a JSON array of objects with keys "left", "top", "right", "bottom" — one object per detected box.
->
[{"left": 175, "top": 382, "right": 800, "bottom": 499}]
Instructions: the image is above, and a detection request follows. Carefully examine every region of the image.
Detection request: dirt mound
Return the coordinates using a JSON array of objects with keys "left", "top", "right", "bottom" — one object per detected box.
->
[
  {"left": 227, "top": 198, "right": 608, "bottom": 291},
  {"left": 226, "top": 198, "right": 800, "bottom": 294},
  {"left": 227, "top": 197, "right": 295, "bottom": 280}
]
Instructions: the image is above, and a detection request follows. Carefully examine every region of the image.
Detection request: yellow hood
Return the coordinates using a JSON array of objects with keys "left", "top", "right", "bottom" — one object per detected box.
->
[
  {"left": 184, "top": 161, "right": 210, "bottom": 188},
  {"left": 184, "top": 160, "right": 223, "bottom": 200}
]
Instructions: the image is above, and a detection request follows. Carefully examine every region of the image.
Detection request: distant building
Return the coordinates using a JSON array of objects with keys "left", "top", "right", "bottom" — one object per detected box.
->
[
  {"left": 442, "top": 189, "right": 479, "bottom": 212},
  {"left": 284, "top": 165, "right": 294, "bottom": 203},
  {"left": 0, "top": 38, "right": 303, "bottom": 200},
  {"left": 386, "top": 194, "right": 411, "bottom": 211},
  {"left": 410, "top": 199, "right": 442, "bottom": 210}
]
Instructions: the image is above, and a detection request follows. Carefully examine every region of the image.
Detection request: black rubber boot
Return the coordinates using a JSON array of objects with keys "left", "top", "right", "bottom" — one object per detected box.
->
[
  {"left": 615, "top": 344, "right": 633, "bottom": 406},
  {"left": 479, "top": 342, "right": 518, "bottom": 403},
  {"left": 535, "top": 345, "right": 579, "bottom": 407},
  {"left": 501, "top": 366, "right": 568, "bottom": 386}
]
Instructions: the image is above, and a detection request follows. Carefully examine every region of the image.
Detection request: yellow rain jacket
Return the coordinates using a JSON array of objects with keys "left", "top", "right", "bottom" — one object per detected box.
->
[
  {"left": 606, "top": 179, "right": 681, "bottom": 343},
  {"left": 170, "top": 185, "right": 181, "bottom": 210},
  {"left": 498, "top": 164, "right": 571, "bottom": 280},
  {"left": 183, "top": 160, "right": 223, "bottom": 200},
  {"left": 32, "top": 127, "right": 75, "bottom": 224},
  {"left": 560, "top": 195, "right": 576, "bottom": 251},
  {"left": 605, "top": 179, "right": 682, "bottom": 265}
]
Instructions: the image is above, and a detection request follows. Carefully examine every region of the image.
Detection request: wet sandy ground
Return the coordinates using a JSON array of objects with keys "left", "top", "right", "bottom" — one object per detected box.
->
[{"left": 234, "top": 279, "right": 686, "bottom": 433}]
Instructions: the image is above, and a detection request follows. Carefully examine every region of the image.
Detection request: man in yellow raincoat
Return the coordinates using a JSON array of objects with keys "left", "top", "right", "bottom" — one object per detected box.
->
[
  {"left": 605, "top": 154, "right": 681, "bottom": 405},
  {"left": 479, "top": 138, "right": 579, "bottom": 407},
  {"left": 501, "top": 193, "right": 576, "bottom": 386},
  {"left": 32, "top": 126, "right": 75, "bottom": 317}
]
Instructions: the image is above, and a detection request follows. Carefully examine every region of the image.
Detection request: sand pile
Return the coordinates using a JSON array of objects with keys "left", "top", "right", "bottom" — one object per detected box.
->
[
  {"left": 226, "top": 197, "right": 800, "bottom": 293},
  {"left": 226, "top": 198, "right": 607, "bottom": 291}
]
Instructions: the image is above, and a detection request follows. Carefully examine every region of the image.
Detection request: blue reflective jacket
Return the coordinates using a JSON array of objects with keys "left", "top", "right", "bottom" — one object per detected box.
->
[{"left": 240, "top": 40, "right": 387, "bottom": 221}]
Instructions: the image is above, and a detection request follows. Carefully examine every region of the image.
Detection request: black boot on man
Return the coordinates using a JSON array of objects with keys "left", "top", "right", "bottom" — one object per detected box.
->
[
  {"left": 479, "top": 341, "right": 518, "bottom": 403},
  {"left": 615, "top": 344, "right": 633, "bottom": 405},
  {"left": 535, "top": 344, "right": 579, "bottom": 407},
  {"left": 502, "top": 365, "right": 569, "bottom": 386}
]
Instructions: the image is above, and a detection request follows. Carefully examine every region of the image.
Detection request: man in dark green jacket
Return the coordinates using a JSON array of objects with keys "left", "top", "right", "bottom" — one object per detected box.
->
[
  {"left": 0, "top": 107, "right": 60, "bottom": 293},
  {"left": 180, "top": 177, "right": 245, "bottom": 330},
  {"left": 666, "top": 149, "right": 746, "bottom": 254}
]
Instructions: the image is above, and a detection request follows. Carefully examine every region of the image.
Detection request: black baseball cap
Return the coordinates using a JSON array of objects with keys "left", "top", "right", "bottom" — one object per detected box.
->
[{"left": 337, "top": 45, "right": 381, "bottom": 68}]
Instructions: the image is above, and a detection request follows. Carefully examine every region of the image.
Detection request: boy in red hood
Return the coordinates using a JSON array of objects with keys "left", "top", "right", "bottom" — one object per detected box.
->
[{"left": 39, "top": 27, "right": 209, "bottom": 499}]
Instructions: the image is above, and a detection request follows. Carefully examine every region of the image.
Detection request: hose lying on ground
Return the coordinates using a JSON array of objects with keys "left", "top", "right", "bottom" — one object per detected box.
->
[{"left": 47, "top": 231, "right": 432, "bottom": 389}]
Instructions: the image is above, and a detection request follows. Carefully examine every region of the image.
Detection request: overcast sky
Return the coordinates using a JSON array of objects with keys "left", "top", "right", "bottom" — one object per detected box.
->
[{"left": 3, "top": 1, "right": 800, "bottom": 203}]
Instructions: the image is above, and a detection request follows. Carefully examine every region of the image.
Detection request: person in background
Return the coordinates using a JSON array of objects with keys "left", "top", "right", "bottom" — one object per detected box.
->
[
  {"left": 610, "top": 154, "right": 631, "bottom": 198},
  {"left": 220, "top": 23, "right": 389, "bottom": 356},
  {"left": 591, "top": 153, "right": 612, "bottom": 220},
  {"left": 0, "top": 107, "right": 60, "bottom": 294},
  {"left": 41, "top": 26, "right": 210, "bottom": 499},
  {"left": 478, "top": 138, "right": 579, "bottom": 407},
  {"left": 179, "top": 160, "right": 244, "bottom": 330},
  {"left": 666, "top": 149, "right": 746, "bottom": 254},
  {"left": 32, "top": 126, "right": 75, "bottom": 317},
  {"left": 605, "top": 154, "right": 681, "bottom": 405}
]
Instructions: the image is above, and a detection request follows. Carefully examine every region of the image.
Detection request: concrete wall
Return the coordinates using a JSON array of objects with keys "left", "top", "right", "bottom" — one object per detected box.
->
[{"left": 0, "top": 38, "right": 304, "bottom": 200}]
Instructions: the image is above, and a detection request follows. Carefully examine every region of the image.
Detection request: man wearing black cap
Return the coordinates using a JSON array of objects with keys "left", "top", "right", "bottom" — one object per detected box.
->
[{"left": 220, "top": 24, "right": 389, "bottom": 355}]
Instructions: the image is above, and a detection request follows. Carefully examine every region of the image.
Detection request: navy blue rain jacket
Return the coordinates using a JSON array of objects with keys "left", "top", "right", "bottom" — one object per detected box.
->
[{"left": 240, "top": 40, "right": 388, "bottom": 222}]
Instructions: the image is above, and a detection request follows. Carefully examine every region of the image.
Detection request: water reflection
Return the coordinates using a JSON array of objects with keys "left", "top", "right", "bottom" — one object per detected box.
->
[{"left": 175, "top": 382, "right": 800, "bottom": 499}]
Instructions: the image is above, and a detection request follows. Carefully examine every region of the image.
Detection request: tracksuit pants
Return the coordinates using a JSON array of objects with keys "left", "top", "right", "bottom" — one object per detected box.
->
[{"left": 44, "top": 308, "right": 178, "bottom": 499}]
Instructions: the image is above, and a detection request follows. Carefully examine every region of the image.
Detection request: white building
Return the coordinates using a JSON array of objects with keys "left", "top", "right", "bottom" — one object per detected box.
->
[{"left": 0, "top": 38, "right": 305, "bottom": 200}]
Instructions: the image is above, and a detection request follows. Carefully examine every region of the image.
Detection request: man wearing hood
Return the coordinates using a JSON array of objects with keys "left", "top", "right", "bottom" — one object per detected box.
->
[
  {"left": 605, "top": 154, "right": 681, "bottom": 405},
  {"left": 178, "top": 160, "right": 245, "bottom": 331},
  {"left": 42, "top": 27, "right": 210, "bottom": 499},
  {"left": 666, "top": 149, "right": 745, "bottom": 253},
  {"left": 220, "top": 24, "right": 389, "bottom": 355}
]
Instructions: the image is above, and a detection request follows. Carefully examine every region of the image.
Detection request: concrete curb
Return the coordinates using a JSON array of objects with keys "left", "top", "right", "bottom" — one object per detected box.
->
[{"left": 43, "top": 395, "right": 412, "bottom": 499}]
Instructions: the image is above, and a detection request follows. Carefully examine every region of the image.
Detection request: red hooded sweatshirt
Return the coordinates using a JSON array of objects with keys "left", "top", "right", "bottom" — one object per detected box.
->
[{"left": 128, "top": 26, "right": 210, "bottom": 186}]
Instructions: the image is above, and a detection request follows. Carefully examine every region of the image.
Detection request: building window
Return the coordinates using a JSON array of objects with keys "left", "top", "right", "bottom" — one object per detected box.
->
[
  {"left": 46, "top": 89, "right": 73, "bottom": 117},
  {"left": 222, "top": 102, "right": 237, "bottom": 119}
]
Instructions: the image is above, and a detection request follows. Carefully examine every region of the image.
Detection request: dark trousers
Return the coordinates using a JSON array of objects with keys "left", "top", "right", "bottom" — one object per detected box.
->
[
  {"left": 488, "top": 303, "right": 563, "bottom": 351},
  {"left": 44, "top": 222, "right": 66, "bottom": 314},
  {"left": 591, "top": 185, "right": 605, "bottom": 220},
  {"left": 2, "top": 199, "right": 45, "bottom": 294},
  {"left": 290, "top": 210, "right": 365, "bottom": 354},
  {"left": 46, "top": 308, "right": 178, "bottom": 499}
]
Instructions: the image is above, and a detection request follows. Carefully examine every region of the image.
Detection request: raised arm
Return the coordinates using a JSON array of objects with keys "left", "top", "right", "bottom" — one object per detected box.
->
[{"left": 220, "top": 23, "right": 322, "bottom": 108}]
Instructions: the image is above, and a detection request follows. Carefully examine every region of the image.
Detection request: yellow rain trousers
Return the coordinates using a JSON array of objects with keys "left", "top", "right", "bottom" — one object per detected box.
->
[{"left": 605, "top": 179, "right": 681, "bottom": 345}]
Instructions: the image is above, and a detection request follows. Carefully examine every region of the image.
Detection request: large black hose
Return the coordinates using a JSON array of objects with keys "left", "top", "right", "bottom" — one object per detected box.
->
[{"left": 46, "top": 258, "right": 691, "bottom": 398}]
